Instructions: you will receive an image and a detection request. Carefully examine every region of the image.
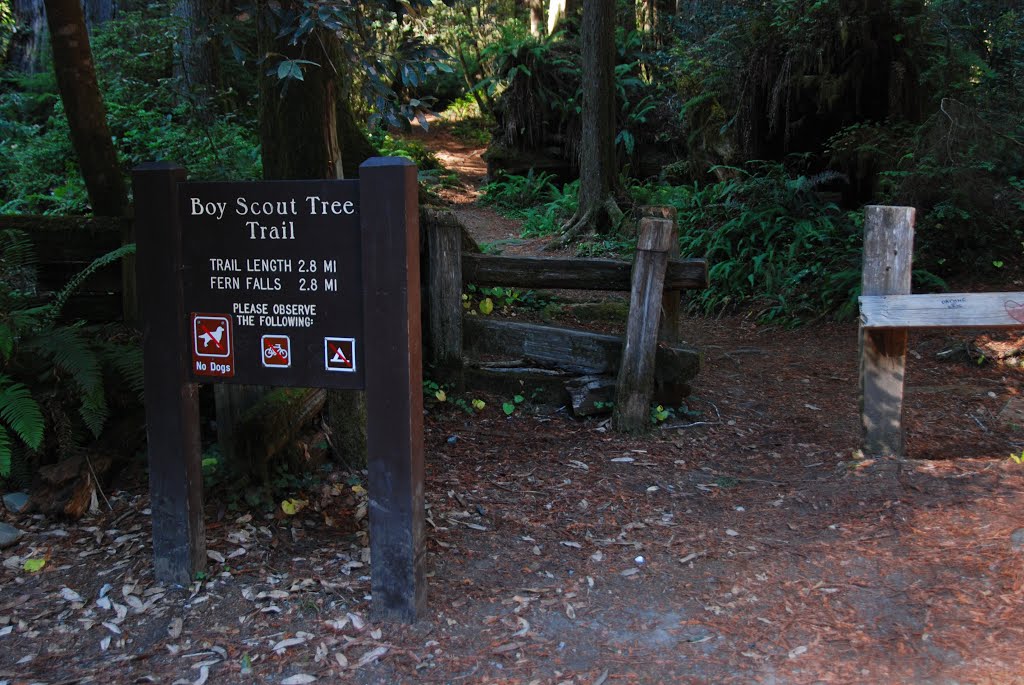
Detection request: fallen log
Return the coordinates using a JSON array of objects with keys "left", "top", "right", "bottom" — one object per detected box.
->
[{"left": 463, "top": 318, "right": 700, "bottom": 389}]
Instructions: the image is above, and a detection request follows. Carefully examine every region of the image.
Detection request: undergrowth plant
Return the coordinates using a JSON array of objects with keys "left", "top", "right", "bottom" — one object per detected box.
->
[
  {"left": 478, "top": 169, "right": 558, "bottom": 217},
  {"left": 0, "top": 229, "right": 143, "bottom": 484}
]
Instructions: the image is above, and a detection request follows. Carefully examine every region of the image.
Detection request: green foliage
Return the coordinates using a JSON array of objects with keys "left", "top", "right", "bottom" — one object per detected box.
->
[
  {"left": 0, "top": 229, "right": 142, "bottom": 482},
  {"left": 462, "top": 284, "right": 548, "bottom": 316},
  {"left": 520, "top": 180, "right": 579, "bottom": 238},
  {"left": 661, "top": 162, "right": 868, "bottom": 322},
  {"left": 478, "top": 170, "right": 558, "bottom": 216},
  {"left": 0, "top": 9, "right": 262, "bottom": 214}
]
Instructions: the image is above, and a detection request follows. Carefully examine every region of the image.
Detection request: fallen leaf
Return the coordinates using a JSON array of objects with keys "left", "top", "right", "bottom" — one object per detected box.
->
[
  {"left": 610, "top": 457, "right": 635, "bottom": 463},
  {"left": 560, "top": 541, "right": 582, "bottom": 549},
  {"left": 492, "top": 641, "right": 524, "bottom": 655},
  {"left": 22, "top": 558, "right": 45, "bottom": 573},
  {"left": 370, "top": 628, "right": 382, "bottom": 640},
  {"left": 335, "top": 652, "right": 349, "bottom": 669},
  {"left": 272, "top": 636, "right": 308, "bottom": 654},
  {"left": 168, "top": 617, "right": 184, "bottom": 639},
  {"left": 788, "top": 645, "right": 808, "bottom": 659},
  {"left": 511, "top": 617, "right": 530, "bottom": 638},
  {"left": 60, "top": 587, "right": 83, "bottom": 603},
  {"left": 619, "top": 568, "right": 640, "bottom": 577},
  {"left": 281, "top": 675, "right": 316, "bottom": 684},
  {"left": 725, "top": 529, "right": 739, "bottom": 537},
  {"left": 352, "top": 645, "right": 388, "bottom": 669},
  {"left": 347, "top": 612, "right": 365, "bottom": 631},
  {"left": 100, "top": 636, "right": 111, "bottom": 651},
  {"left": 207, "top": 550, "right": 225, "bottom": 564}
]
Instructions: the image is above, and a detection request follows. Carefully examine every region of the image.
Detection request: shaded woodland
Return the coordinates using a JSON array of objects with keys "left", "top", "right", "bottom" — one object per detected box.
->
[{"left": 0, "top": 0, "right": 1022, "bottom": 495}]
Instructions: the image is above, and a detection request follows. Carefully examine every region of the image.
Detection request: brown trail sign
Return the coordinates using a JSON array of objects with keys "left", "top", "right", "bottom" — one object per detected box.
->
[{"left": 133, "top": 158, "right": 425, "bottom": 622}]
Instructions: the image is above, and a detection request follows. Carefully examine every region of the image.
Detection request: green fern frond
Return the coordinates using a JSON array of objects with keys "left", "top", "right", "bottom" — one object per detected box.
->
[
  {"left": 98, "top": 342, "right": 145, "bottom": 398},
  {"left": 0, "top": 375, "right": 44, "bottom": 451},
  {"left": 0, "top": 427, "right": 11, "bottom": 480},
  {"left": 43, "top": 243, "right": 136, "bottom": 325},
  {"left": 79, "top": 386, "right": 109, "bottom": 439},
  {"left": 27, "top": 325, "right": 104, "bottom": 398}
]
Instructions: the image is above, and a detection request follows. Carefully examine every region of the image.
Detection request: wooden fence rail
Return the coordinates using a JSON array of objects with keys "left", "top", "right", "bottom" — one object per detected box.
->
[
  {"left": 0, "top": 215, "right": 133, "bottom": 322},
  {"left": 857, "top": 205, "right": 1024, "bottom": 456}
]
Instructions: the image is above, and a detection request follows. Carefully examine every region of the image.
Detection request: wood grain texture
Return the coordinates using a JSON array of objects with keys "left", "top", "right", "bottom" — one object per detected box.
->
[
  {"left": 614, "top": 218, "right": 672, "bottom": 434},
  {"left": 859, "top": 205, "right": 915, "bottom": 457},
  {"left": 461, "top": 254, "right": 707, "bottom": 291},
  {"left": 426, "top": 218, "right": 464, "bottom": 379},
  {"left": 860, "top": 293, "right": 1024, "bottom": 329},
  {"left": 133, "top": 162, "right": 206, "bottom": 586},
  {"left": 463, "top": 317, "right": 701, "bottom": 380}
]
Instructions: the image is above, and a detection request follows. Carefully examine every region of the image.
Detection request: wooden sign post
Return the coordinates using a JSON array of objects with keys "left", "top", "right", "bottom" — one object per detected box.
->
[{"left": 133, "top": 158, "right": 425, "bottom": 621}]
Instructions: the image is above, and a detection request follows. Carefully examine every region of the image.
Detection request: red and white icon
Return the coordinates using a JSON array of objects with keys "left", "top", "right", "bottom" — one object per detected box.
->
[
  {"left": 324, "top": 337, "right": 356, "bottom": 373},
  {"left": 193, "top": 315, "right": 231, "bottom": 358},
  {"left": 261, "top": 335, "right": 291, "bottom": 368}
]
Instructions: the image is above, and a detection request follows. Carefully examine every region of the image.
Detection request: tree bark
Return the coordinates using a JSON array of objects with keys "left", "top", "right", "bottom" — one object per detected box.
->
[
  {"left": 81, "top": 0, "right": 114, "bottom": 32},
  {"left": 547, "top": 0, "right": 578, "bottom": 34},
  {"left": 527, "top": 0, "right": 544, "bottom": 36},
  {"left": 257, "top": 7, "right": 368, "bottom": 468},
  {"left": 550, "top": 0, "right": 619, "bottom": 249},
  {"left": 4, "top": 0, "right": 47, "bottom": 72},
  {"left": 173, "top": 0, "right": 220, "bottom": 102},
  {"left": 43, "top": 0, "right": 126, "bottom": 216}
]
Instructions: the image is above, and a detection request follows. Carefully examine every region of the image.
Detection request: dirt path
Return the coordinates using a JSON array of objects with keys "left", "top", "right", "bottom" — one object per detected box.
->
[
  {"left": 408, "top": 123, "right": 557, "bottom": 255},
  {"left": 2, "top": 131, "right": 1024, "bottom": 684}
]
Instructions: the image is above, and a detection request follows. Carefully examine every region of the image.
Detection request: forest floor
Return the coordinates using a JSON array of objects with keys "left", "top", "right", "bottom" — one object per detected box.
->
[{"left": 3, "top": 123, "right": 1024, "bottom": 684}]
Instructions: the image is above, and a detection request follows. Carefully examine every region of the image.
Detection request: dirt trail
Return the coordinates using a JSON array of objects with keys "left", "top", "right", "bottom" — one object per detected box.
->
[
  {"left": 2, "top": 130, "right": 1024, "bottom": 684},
  {"left": 407, "top": 123, "right": 557, "bottom": 255}
]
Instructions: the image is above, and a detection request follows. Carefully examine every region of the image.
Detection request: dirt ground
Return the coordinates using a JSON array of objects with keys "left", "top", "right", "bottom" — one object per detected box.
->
[{"left": 2, "top": 126, "right": 1024, "bottom": 685}]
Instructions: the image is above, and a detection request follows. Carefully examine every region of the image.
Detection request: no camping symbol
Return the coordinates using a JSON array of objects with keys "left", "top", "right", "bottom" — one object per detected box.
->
[
  {"left": 191, "top": 313, "right": 234, "bottom": 377},
  {"left": 324, "top": 337, "right": 356, "bottom": 373}
]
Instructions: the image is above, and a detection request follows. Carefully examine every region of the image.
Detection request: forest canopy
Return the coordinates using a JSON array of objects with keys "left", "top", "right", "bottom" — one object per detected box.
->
[{"left": 0, "top": 0, "right": 1021, "bottom": 321}]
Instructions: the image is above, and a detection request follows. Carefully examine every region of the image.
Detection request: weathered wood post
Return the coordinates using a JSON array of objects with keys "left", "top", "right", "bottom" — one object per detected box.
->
[
  {"left": 640, "top": 206, "right": 680, "bottom": 343},
  {"left": 360, "top": 158, "right": 426, "bottom": 621},
  {"left": 132, "top": 162, "right": 206, "bottom": 585},
  {"left": 859, "top": 205, "right": 915, "bottom": 457},
  {"left": 613, "top": 217, "right": 674, "bottom": 433},
  {"left": 426, "top": 212, "right": 463, "bottom": 384}
]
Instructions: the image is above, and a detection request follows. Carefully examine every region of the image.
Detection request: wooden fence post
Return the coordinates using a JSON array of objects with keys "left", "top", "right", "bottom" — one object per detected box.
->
[
  {"left": 426, "top": 216, "right": 463, "bottom": 384},
  {"left": 640, "top": 206, "right": 680, "bottom": 343},
  {"left": 613, "top": 217, "right": 674, "bottom": 433},
  {"left": 859, "top": 205, "right": 915, "bottom": 457},
  {"left": 359, "top": 158, "right": 426, "bottom": 622},
  {"left": 132, "top": 162, "right": 206, "bottom": 585}
]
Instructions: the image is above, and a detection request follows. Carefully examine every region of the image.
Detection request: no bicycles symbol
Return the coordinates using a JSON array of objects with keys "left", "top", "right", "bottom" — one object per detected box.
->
[{"left": 261, "top": 335, "right": 291, "bottom": 368}]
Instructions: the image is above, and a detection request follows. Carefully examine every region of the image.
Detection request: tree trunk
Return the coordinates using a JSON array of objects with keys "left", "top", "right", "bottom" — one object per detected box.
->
[
  {"left": 547, "top": 0, "right": 578, "bottom": 34},
  {"left": 173, "top": 0, "right": 220, "bottom": 102},
  {"left": 81, "top": 0, "right": 114, "bottom": 32},
  {"left": 4, "top": 0, "right": 48, "bottom": 72},
  {"left": 550, "top": 0, "right": 619, "bottom": 249},
  {"left": 528, "top": 0, "right": 544, "bottom": 36},
  {"left": 257, "top": 9, "right": 368, "bottom": 468},
  {"left": 44, "top": 0, "right": 126, "bottom": 216}
]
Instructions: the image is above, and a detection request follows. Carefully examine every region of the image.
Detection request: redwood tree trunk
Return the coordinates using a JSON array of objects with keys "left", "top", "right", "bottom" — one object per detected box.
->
[
  {"left": 256, "top": 9, "right": 368, "bottom": 467},
  {"left": 4, "top": 0, "right": 47, "bottom": 73},
  {"left": 173, "top": 0, "right": 220, "bottom": 100},
  {"left": 527, "top": 0, "right": 544, "bottom": 36},
  {"left": 552, "top": 0, "right": 619, "bottom": 247},
  {"left": 44, "top": 0, "right": 126, "bottom": 216}
]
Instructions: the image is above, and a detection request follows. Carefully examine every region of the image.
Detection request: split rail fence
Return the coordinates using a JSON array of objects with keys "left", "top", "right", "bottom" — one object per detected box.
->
[{"left": 858, "top": 205, "right": 1024, "bottom": 456}]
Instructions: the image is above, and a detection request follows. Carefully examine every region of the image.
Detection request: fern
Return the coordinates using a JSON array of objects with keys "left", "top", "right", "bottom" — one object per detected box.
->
[
  {"left": 41, "top": 243, "right": 136, "bottom": 327},
  {"left": 0, "top": 376, "right": 44, "bottom": 478}
]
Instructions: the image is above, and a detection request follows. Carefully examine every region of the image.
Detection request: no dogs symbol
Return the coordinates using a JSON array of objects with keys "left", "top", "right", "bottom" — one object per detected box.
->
[{"left": 192, "top": 313, "right": 234, "bottom": 378}]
